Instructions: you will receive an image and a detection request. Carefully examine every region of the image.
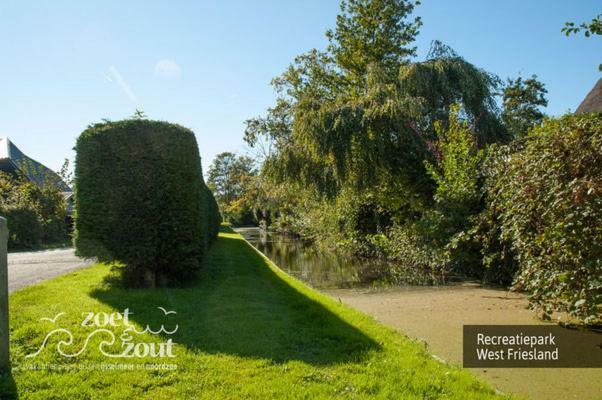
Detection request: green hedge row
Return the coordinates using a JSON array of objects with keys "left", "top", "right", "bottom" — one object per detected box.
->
[{"left": 74, "top": 119, "right": 221, "bottom": 286}]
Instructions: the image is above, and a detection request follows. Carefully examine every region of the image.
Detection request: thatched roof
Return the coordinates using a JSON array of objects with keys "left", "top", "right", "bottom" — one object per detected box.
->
[{"left": 576, "top": 78, "right": 602, "bottom": 114}]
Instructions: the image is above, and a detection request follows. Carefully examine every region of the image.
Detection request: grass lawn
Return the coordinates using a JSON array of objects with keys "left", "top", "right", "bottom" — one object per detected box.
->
[{"left": 0, "top": 227, "right": 509, "bottom": 399}]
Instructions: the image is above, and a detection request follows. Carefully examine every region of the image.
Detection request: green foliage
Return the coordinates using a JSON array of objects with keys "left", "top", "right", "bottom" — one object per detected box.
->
[
  {"left": 131, "top": 109, "right": 147, "bottom": 119},
  {"left": 302, "top": 105, "right": 486, "bottom": 280},
  {"left": 365, "top": 106, "right": 485, "bottom": 279},
  {"left": 74, "top": 119, "right": 219, "bottom": 286},
  {"left": 0, "top": 172, "right": 68, "bottom": 249},
  {"left": 457, "top": 144, "right": 519, "bottom": 284},
  {"left": 247, "top": 1, "right": 504, "bottom": 270},
  {"left": 326, "top": 0, "right": 421, "bottom": 82},
  {"left": 243, "top": 0, "right": 600, "bottom": 325},
  {"left": 426, "top": 104, "right": 483, "bottom": 215},
  {"left": 247, "top": 177, "right": 306, "bottom": 232},
  {"left": 244, "top": 98, "right": 292, "bottom": 162},
  {"left": 58, "top": 158, "right": 74, "bottom": 187},
  {"left": 411, "top": 105, "right": 483, "bottom": 277},
  {"left": 562, "top": 13, "right": 602, "bottom": 71},
  {"left": 206, "top": 152, "right": 257, "bottom": 226},
  {"left": 502, "top": 75, "right": 548, "bottom": 139},
  {"left": 494, "top": 114, "right": 602, "bottom": 323},
  {"left": 247, "top": 11, "right": 505, "bottom": 206},
  {"left": 246, "top": 1, "right": 437, "bottom": 200},
  {"left": 2, "top": 205, "right": 41, "bottom": 248},
  {"left": 399, "top": 41, "right": 507, "bottom": 144},
  {"left": 562, "top": 13, "right": 602, "bottom": 37}
]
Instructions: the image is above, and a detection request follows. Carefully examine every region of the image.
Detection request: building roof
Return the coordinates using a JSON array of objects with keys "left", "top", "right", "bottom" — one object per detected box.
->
[
  {"left": 0, "top": 137, "right": 71, "bottom": 192},
  {"left": 576, "top": 78, "right": 602, "bottom": 114}
]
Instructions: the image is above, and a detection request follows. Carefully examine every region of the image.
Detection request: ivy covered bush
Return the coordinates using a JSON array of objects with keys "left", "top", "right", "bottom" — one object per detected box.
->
[
  {"left": 494, "top": 114, "right": 601, "bottom": 323},
  {"left": 74, "top": 119, "right": 220, "bottom": 287}
]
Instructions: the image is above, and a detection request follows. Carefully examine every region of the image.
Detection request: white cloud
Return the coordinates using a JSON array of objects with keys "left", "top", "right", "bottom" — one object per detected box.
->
[
  {"left": 154, "top": 59, "right": 182, "bottom": 79},
  {"left": 107, "top": 66, "right": 138, "bottom": 103}
]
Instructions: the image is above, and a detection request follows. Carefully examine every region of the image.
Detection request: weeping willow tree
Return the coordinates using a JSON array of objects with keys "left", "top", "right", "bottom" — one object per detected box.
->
[
  {"left": 400, "top": 41, "right": 508, "bottom": 144},
  {"left": 245, "top": 0, "right": 507, "bottom": 240}
]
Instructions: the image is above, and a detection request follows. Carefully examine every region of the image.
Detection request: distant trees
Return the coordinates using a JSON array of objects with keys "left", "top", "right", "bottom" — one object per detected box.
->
[
  {"left": 58, "top": 158, "right": 74, "bottom": 187},
  {"left": 502, "top": 75, "right": 548, "bottom": 139},
  {"left": 0, "top": 172, "right": 68, "bottom": 249},
  {"left": 206, "top": 152, "right": 257, "bottom": 226}
]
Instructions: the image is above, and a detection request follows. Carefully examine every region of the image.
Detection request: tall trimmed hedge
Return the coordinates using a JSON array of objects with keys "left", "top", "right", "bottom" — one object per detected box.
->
[
  {"left": 203, "top": 184, "right": 221, "bottom": 245},
  {"left": 74, "top": 119, "right": 220, "bottom": 286}
]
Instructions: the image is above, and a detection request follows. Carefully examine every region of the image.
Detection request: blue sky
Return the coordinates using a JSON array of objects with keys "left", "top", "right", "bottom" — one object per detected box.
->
[{"left": 0, "top": 0, "right": 600, "bottom": 174}]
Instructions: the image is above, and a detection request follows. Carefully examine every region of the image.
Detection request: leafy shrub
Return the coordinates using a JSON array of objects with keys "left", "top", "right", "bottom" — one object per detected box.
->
[
  {"left": 385, "top": 223, "right": 449, "bottom": 279},
  {"left": 418, "top": 105, "right": 484, "bottom": 278},
  {"left": 2, "top": 205, "right": 42, "bottom": 248},
  {"left": 495, "top": 114, "right": 601, "bottom": 323},
  {"left": 74, "top": 119, "right": 220, "bottom": 286},
  {"left": 285, "top": 106, "right": 485, "bottom": 283},
  {"left": 425, "top": 105, "right": 483, "bottom": 225},
  {"left": 457, "top": 144, "right": 519, "bottom": 285},
  {"left": 0, "top": 172, "right": 68, "bottom": 249}
]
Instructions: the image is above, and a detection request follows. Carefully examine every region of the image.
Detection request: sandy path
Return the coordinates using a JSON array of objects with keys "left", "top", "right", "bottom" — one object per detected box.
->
[
  {"left": 326, "top": 283, "right": 601, "bottom": 400},
  {"left": 8, "top": 248, "right": 94, "bottom": 293}
]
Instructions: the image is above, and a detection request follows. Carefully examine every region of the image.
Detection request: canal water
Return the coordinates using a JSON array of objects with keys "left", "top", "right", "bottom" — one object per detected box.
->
[{"left": 236, "top": 227, "right": 441, "bottom": 290}]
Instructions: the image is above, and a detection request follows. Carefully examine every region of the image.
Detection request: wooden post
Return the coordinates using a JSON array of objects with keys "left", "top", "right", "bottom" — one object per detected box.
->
[{"left": 0, "top": 217, "right": 9, "bottom": 371}]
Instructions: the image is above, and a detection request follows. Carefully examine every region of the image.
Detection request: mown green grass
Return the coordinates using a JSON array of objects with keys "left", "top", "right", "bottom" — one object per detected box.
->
[{"left": 0, "top": 227, "right": 509, "bottom": 399}]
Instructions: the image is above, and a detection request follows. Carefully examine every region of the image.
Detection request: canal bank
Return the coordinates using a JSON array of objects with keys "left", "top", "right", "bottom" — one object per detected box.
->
[{"left": 237, "top": 228, "right": 602, "bottom": 400}]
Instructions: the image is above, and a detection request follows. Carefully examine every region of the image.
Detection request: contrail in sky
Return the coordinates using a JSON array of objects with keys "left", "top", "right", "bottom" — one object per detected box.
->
[{"left": 108, "top": 66, "right": 138, "bottom": 103}]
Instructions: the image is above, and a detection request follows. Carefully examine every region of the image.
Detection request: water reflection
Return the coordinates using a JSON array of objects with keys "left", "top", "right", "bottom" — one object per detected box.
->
[{"left": 237, "top": 227, "right": 441, "bottom": 289}]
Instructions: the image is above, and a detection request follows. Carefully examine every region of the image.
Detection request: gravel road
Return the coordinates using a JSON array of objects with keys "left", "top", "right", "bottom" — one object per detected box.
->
[{"left": 7, "top": 248, "right": 94, "bottom": 293}]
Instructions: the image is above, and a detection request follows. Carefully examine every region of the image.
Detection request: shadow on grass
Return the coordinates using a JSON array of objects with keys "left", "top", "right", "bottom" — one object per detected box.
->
[
  {"left": 89, "top": 227, "right": 379, "bottom": 366},
  {"left": 0, "top": 368, "right": 18, "bottom": 399}
]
